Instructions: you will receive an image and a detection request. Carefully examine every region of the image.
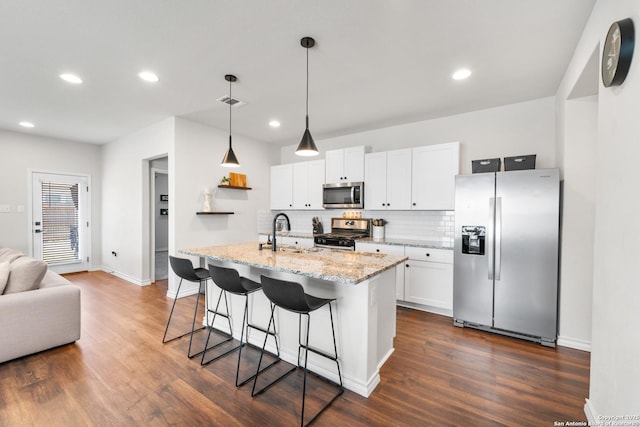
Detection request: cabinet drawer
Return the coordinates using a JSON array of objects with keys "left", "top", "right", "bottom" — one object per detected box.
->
[
  {"left": 356, "top": 242, "right": 405, "bottom": 256},
  {"left": 404, "top": 246, "right": 452, "bottom": 263}
]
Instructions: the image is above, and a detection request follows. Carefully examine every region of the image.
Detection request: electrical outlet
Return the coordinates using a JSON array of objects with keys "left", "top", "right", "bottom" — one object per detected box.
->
[{"left": 0, "top": 204, "right": 10, "bottom": 213}]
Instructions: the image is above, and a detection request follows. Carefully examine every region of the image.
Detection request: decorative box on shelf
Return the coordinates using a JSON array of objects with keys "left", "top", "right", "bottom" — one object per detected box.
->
[{"left": 219, "top": 172, "right": 252, "bottom": 190}]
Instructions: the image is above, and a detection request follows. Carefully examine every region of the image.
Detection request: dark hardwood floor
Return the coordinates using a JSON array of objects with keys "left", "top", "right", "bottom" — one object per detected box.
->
[{"left": 0, "top": 271, "right": 590, "bottom": 426}]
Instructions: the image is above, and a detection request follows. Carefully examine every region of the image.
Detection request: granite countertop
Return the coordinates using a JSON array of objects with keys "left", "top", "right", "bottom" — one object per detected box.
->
[
  {"left": 180, "top": 242, "right": 407, "bottom": 285},
  {"left": 358, "top": 237, "right": 454, "bottom": 250}
]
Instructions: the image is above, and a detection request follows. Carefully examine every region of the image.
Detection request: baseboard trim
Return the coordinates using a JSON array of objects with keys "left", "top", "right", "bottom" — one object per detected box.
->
[
  {"left": 100, "top": 268, "right": 151, "bottom": 287},
  {"left": 584, "top": 398, "right": 598, "bottom": 425},
  {"left": 557, "top": 336, "right": 591, "bottom": 352}
]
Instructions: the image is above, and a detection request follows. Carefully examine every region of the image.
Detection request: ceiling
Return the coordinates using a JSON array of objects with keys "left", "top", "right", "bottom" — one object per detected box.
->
[{"left": 0, "top": 0, "right": 595, "bottom": 146}]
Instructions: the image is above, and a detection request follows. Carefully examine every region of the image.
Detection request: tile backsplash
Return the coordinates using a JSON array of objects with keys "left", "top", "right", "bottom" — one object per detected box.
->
[{"left": 258, "top": 209, "right": 454, "bottom": 244}]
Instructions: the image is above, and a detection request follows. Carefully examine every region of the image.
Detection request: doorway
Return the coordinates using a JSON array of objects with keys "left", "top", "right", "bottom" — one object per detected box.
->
[
  {"left": 31, "top": 171, "right": 91, "bottom": 273},
  {"left": 150, "top": 156, "right": 169, "bottom": 283}
]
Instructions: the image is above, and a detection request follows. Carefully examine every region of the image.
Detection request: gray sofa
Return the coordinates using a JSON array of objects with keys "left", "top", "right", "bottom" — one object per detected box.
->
[{"left": 0, "top": 247, "right": 81, "bottom": 363}]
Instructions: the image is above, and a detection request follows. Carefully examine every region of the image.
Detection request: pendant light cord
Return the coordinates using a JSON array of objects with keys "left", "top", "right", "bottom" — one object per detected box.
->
[
  {"left": 306, "top": 45, "right": 309, "bottom": 122},
  {"left": 229, "top": 78, "right": 232, "bottom": 148}
]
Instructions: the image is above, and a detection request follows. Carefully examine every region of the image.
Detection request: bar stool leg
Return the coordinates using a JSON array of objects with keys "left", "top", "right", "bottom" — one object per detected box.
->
[
  {"left": 162, "top": 278, "right": 207, "bottom": 347},
  {"left": 200, "top": 288, "right": 236, "bottom": 365},
  {"left": 187, "top": 278, "right": 207, "bottom": 358},
  {"left": 298, "top": 302, "right": 344, "bottom": 427},
  {"left": 251, "top": 304, "right": 295, "bottom": 397}
]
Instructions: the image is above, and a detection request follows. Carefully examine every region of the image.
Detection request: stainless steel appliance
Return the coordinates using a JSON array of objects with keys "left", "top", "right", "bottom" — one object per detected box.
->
[
  {"left": 322, "top": 182, "right": 364, "bottom": 209},
  {"left": 453, "top": 169, "right": 560, "bottom": 347},
  {"left": 314, "top": 218, "right": 371, "bottom": 250}
]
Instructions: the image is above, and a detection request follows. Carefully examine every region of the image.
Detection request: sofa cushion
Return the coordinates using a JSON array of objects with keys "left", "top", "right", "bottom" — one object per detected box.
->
[
  {"left": 3, "top": 257, "right": 47, "bottom": 294},
  {"left": 0, "top": 247, "right": 23, "bottom": 264},
  {"left": 0, "top": 261, "right": 9, "bottom": 294}
]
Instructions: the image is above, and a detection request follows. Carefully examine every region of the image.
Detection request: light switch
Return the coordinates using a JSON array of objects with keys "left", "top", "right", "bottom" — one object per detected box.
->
[{"left": 0, "top": 204, "right": 10, "bottom": 213}]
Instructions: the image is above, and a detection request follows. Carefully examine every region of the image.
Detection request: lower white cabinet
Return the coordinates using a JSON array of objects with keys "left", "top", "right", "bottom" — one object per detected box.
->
[
  {"left": 356, "top": 242, "right": 405, "bottom": 299},
  {"left": 403, "top": 247, "right": 453, "bottom": 315},
  {"left": 279, "top": 236, "right": 314, "bottom": 249}
]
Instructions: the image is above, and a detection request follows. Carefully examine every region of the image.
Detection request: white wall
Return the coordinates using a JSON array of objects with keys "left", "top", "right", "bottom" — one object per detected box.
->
[
  {"left": 101, "top": 118, "right": 173, "bottom": 284},
  {"left": 557, "top": 0, "right": 640, "bottom": 418},
  {"left": 169, "top": 118, "right": 278, "bottom": 295},
  {"left": 281, "top": 97, "right": 557, "bottom": 173},
  {"left": 0, "top": 130, "right": 102, "bottom": 264},
  {"left": 558, "top": 96, "right": 597, "bottom": 351}
]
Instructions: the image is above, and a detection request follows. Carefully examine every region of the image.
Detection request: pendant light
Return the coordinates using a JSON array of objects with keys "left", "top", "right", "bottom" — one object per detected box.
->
[
  {"left": 221, "top": 74, "right": 240, "bottom": 167},
  {"left": 295, "top": 36, "right": 319, "bottom": 156}
]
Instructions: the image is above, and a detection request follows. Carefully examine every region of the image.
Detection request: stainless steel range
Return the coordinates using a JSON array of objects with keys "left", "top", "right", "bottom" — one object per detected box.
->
[{"left": 314, "top": 218, "right": 371, "bottom": 250}]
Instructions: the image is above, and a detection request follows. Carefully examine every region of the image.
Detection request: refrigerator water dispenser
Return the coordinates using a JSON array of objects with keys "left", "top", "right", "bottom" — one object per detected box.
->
[{"left": 461, "top": 226, "right": 485, "bottom": 255}]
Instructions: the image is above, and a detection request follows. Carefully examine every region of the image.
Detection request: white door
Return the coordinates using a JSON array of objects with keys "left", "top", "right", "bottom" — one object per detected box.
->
[
  {"left": 270, "top": 164, "right": 293, "bottom": 210},
  {"left": 307, "top": 159, "right": 325, "bottom": 209},
  {"left": 292, "top": 162, "right": 309, "bottom": 209},
  {"left": 386, "top": 148, "right": 412, "bottom": 210},
  {"left": 364, "top": 152, "right": 388, "bottom": 209},
  {"left": 411, "top": 142, "right": 459, "bottom": 210},
  {"left": 324, "top": 149, "right": 344, "bottom": 184},
  {"left": 32, "top": 172, "right": 90, "bottom": 273}
]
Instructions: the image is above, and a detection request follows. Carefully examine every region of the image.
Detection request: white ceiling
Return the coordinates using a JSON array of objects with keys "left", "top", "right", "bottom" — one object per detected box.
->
[{"left": 0, "top": 0, "right": 595, "bottom": 146}]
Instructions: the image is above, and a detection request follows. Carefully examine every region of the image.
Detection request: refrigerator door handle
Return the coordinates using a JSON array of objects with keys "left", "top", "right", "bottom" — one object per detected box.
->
[
  {"left": 495, "top": 197, "right": 502, "bottom": 280},
  {"left": 488, "top": 197, "right": 494, "bottom": 280}
]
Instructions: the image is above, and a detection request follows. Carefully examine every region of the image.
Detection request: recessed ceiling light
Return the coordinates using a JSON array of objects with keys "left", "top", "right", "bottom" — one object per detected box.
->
[
  {"left": 60, "top": 73, "right": 83, "bottom": 84},
  {"left": 138, "top": 71, "right": 159, "bottom": 82},
  {"left": 452, "top": 68, "right": 472, "bottom": 80},
  {"left": 269, "top": 120, "right": 281, "bottom": 128},
  {"left": 19, "top": 121, "right": 35, "bottom": 128}
]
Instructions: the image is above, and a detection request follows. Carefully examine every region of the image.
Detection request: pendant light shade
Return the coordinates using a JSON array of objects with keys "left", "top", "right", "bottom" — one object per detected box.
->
[
  {"left": 221, "top": 74, "right": 240, "bottom": 167},
  {"left": 296, "top": 36, "right": 319, "bottom": 157}
]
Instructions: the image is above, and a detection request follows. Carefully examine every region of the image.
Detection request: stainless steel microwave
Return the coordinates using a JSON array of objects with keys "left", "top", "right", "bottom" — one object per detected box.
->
[{"left": 322, "top": 182, "right": 364, "bottom": 209}]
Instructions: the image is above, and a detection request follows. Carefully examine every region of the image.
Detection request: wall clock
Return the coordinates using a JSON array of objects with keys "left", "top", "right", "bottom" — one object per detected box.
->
[{"left": 602, "top": 18, "right": 635, "bottom": 87}]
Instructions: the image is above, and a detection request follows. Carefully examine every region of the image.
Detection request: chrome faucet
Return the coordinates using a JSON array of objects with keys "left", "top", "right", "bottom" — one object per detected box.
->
[{"left": 272, "top": 213, "right": 291, "bottom": 252}]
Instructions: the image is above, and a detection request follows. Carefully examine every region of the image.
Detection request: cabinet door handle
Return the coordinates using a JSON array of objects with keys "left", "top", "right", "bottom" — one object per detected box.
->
[
  {"left": 412, "top": 202, "right": 416, "bottom": 206},
  {"left": 405, "top": 264, "right": 409, "bottom": 268},
  {"left": 376, "top": 249, "right": 380, "bottom": 252},
  {"left": 425, "top": 253, "right": 430, "bottom": 257}
]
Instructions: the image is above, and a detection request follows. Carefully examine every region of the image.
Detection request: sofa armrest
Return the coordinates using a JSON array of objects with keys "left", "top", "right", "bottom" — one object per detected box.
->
[{"left": 0, "top": 285, "right": 81, "bottom": 363}]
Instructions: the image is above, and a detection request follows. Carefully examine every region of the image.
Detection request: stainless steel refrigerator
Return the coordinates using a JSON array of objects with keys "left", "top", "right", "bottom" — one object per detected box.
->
[{"left": 453, "top": 168, "right": 560, "bottom": 346}]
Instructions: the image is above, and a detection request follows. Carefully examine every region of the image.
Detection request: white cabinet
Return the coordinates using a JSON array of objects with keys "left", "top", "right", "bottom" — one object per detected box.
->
[
  {"left": 279, "top": 236, "right": 314, "bottom": 249},
  {"left": 356, "top": 242, "right": 406, "bottom": 300},
  {"left": 271, "top": 160, "right": 324, "bottom": 210},
  {"left": 325, "top": 146, "right": 365, "bottom": 184},
  {"left": 364, "top": 149, "right": 412, "bottom": 210},
  {"left": 270, "top": 164, "right": 293, "bottom": 210},
  {"left": 411, "top": 142, "right": 460, "bottom": 210},
  {"left": 403, "top": 247, "right": 453, "bottom": 315},
  {"left": 292, "top": 160, "right": 325, "bottom": 209}
]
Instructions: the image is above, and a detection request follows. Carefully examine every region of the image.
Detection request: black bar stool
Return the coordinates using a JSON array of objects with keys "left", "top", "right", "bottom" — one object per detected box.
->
[
  {"left": 163, "top": 256, "right": 210, "bottom": 358},
  {"left": 202, "top": 265, "right": 281, "bottom": 387},
  {"left": 252, "top": 275, "right": 344, "bottom": 427}
]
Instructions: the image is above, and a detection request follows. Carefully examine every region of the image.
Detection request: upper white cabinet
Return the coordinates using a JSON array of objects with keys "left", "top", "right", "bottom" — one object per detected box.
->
[
  {"left": 325, "top": 146, "right": 365, "bottom": 184},
  {"left": 271, "top": 160, "right": 324, "bottom": 210},
  {"left": 292, "top": 159, "right": 325, "bottom": 210},
  {"left": 270, "top": 164, "right": 293, "bottom": 210},
  {"left": 411, "top": 142, "right": 459, "bottom": 210},
  {"left": 364, "top": 149, "right": 412, "bottom": 210}
]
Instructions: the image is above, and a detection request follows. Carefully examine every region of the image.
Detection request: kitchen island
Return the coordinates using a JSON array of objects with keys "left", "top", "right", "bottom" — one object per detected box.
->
[{"left": 180, "top": 242, "right": 407, "bottom": 397}]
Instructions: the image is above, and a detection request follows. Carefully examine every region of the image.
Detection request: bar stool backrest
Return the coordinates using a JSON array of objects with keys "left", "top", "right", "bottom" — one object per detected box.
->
[
  {"left": 169, "top": 256, "right": 202, "bottom": 282},
  {"left": 209, "top": 265, "right": 246, "bottom": 294},
  {"left": 260, "top": 275, "right": 311, "bottom": 314}
]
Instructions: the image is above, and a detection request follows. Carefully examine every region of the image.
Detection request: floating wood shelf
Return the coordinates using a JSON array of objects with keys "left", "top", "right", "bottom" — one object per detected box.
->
[
  {"left": 217, "top": 185, "right": 252, "bottom": 190},
  {"left": 196, "top": 211, "right": 235, "bottom": 215}
]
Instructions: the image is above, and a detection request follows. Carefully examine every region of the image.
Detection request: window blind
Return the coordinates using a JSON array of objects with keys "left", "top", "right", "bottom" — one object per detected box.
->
[{"left": 41, "top": 181, "right": 80, "bottom": 264}]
